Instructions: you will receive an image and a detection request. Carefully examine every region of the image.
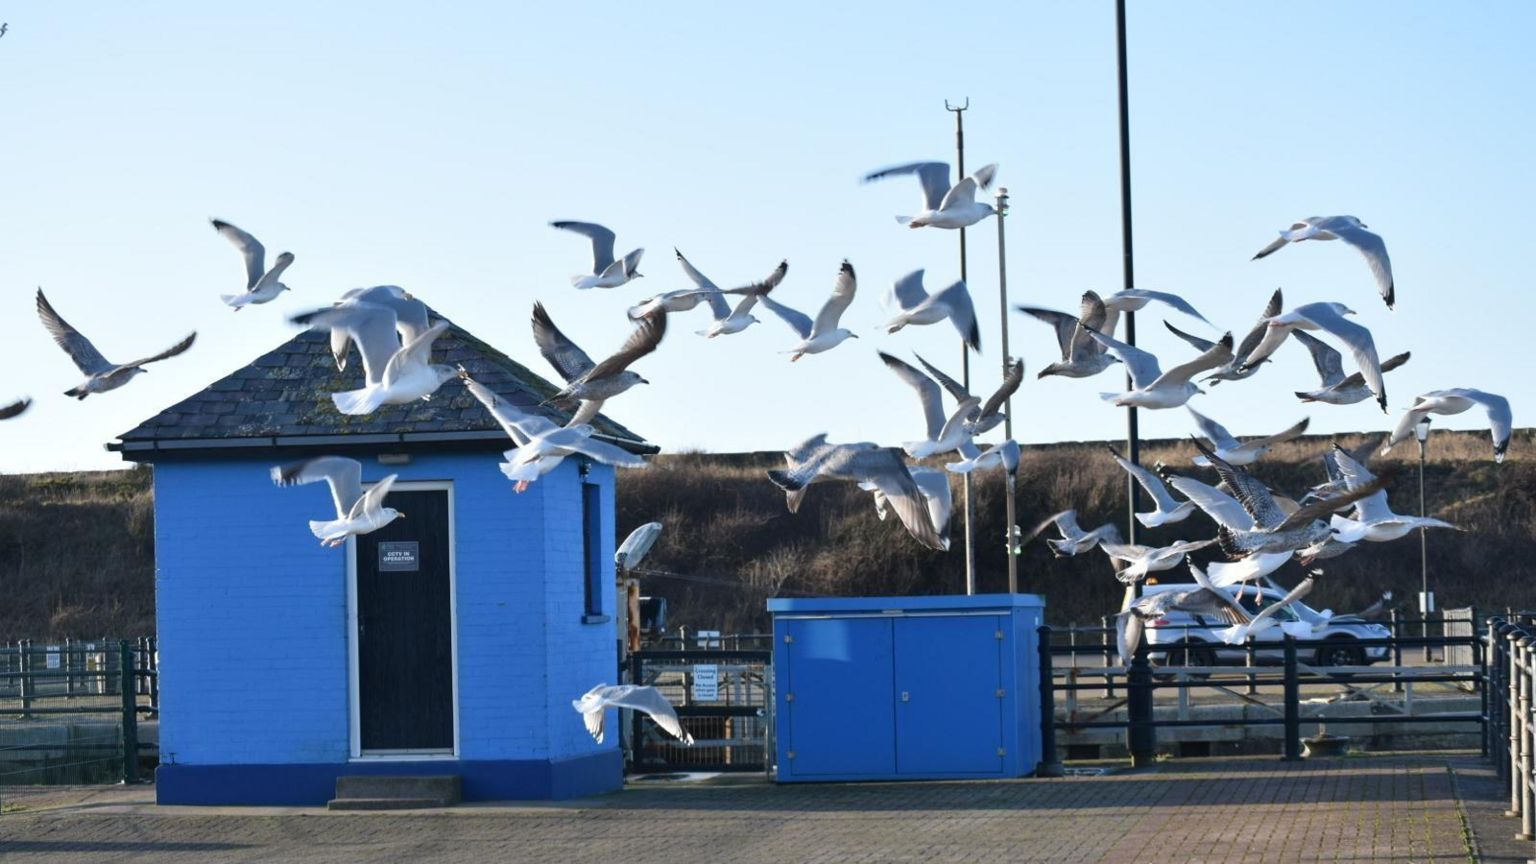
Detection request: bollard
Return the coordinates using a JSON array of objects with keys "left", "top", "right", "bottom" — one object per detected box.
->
[
  {"left": 120, "top": 641, "right": 140, "bottom": 784},
  {"left": 1282, "top": 636, "right": 1301, "bottom": 761},
  {"left": 1127, "top": 645, "right": 1155, "bottom": 767},
  {"left": 1036, "top": 625, "right": 1063, "bottom": 777}
]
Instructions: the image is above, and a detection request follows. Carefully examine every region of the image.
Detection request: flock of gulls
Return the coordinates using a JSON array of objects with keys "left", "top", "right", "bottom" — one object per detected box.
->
[{"left": 0, "top": 156, "right": 1519, "bottom": 747}]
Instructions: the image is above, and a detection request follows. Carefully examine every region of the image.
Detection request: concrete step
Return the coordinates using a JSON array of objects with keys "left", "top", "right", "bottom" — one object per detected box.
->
[
  {"left": 329, "top": 775, "right": 461, "bottom": 810},
  {"left": 327, "top": 797, "right": 454, "bottom": 811}
]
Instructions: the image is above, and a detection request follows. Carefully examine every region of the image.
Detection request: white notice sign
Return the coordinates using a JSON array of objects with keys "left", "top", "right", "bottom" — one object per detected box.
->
[
  {"left": 692, "top": 664, "right": 719, "bottom": 702},
  {"left": 46, "top": 647, "right": 60, "bottom": 670}
]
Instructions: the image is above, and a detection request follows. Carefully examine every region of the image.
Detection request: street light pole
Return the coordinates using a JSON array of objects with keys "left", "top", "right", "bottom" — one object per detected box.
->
[
  {"left": 1115, "top": 0, "right": 1143, "bottom": 598},
  {"left": 1416, "top": 417, "right": 1432, "bottom": 661},
  {"left": 947, "top": 98, "right": 977, "bottom": 596},
  {"left": 995, "top": 187, "right": 1018, "bottom": 594}
]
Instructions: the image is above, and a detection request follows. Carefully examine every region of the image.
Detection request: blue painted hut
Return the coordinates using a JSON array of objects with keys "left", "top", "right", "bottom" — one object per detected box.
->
[{"left": 109, "top": 320, "right": 649, "bottom": 805}]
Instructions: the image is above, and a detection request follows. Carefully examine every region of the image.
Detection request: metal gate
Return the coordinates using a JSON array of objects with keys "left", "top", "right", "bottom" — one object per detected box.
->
[{"left": 626, "top": 648, "right": 771, "bottom": 772}]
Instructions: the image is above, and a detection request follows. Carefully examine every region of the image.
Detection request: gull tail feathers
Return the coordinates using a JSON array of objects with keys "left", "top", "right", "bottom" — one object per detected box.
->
[
  {"left": 894, "top": 215, "right": 914, "bottom": 226},
  {"left": 767, "top": 468, "right": 805, "bottom": 492},
  {"left": 309, "top": 519, "right": 347, "bottom": 541},
  {"left": 332, "top": 387, "right": 385, "bottom": 416}
]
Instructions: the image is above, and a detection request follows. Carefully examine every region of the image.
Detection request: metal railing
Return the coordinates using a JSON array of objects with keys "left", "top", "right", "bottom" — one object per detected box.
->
[
  {"left": 0, "top": 639, "right": 157, "bottom": 786},
  {"left": 1037, "top": 623, "right": 1486, "bottom": 770},
  {"left": 1484, "top": 615, "right": 1536, "bottom": 845},
  {"left": 626, "top": 647, "right": 771, "bottom": 773}
]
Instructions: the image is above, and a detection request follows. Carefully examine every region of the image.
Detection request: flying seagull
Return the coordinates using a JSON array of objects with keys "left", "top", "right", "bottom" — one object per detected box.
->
[
  {"left": 210, "top": 219, "right": 294, "bottom": 310},
  {"left": 1108, "top": 449, "right": 1196, "bottom": 527},
  {"left": 769, "top": 436, "right": 948, "bottom": 550},
  {"left": 863, "top": 160, "right": 998, "bottom": 229},
  {"left": 1099, "top": 289, "right": 1215, "bottom": 337},
  {"left": 533, "top": 302, "right": 666, "bottom": 409},
  {"left": 36, "top": 288, "right": 196, "bottom": 399},
  {"left": 1252, "top": 216, "right": 1395, "bottom": 309},
  {"left": 1216, "top": 575, "right": 1320, "bottom": 644},
  {"left": 291, "top": 304, "right": 456, "bottom": 415},
  {"left": 271, "top": 456, "right": 403, "bottom": 547},
  {"left": 1089, "top": 328, "right": 1234, "bottom": 409},
  {"left": 1240, "top": 301, "right": 1388, "bottom": 412},
  {"left": 1018, "top": 291, "right": 1118, "bottom": 380},
  {"left": 881, "top": 270, "right": 980, "bottom": 351},
  {"left": 1383, "top": 389, "right": 1513, "bottom": 463},
  {"left": 1116, "top": 563, "right": 1249, "bottom": 664},
  {"left": 325, "top": 286, "right": 432, "bottom": 372},
  {"left": 945, "top": 438, "right": 1020, "bottom": 478},
  {"left": 867, "top": 465, "right": 954, "bottom": 544},
  {"left": 902, "top": 396, "right": 980, "bottom": 459},
  {"left": 573, "top": 684, "right": 693, "bottom": 745},
  {"left": 1291, "top": 330, "right": 1410, "bottom": 405},
  {"left": 459, "top": 369, "right": 646, "bottom": 492},
  {"left": 551, "top": 221, "right": 644, "bottom": 289},
  {"left": 1025, "top": 509, "right": 1122, "bottom": 558},
  {"left": 759, "top": 260, "right": 859, "bottom": 360},
  {"left": 1326, "top": 444, "right": 1459, "bottom": 543},
  {"left": 911, "top": 353, "right": 1020, "bottom": 435},
  {"left": 0, "top": 398, "right": 30, "bottom": 420},
  {"left": 692, "top": 257, "right": 790, "bottom": 338},
  {"left": 1101, "top": 538, "right": 1217, "bottom": 583},
  {"left": 1188, "top": 408, "right": 1310, "bottom": 466},
  {"left": 1164, "top": 288, "right": 1284, "bottom": 386}
]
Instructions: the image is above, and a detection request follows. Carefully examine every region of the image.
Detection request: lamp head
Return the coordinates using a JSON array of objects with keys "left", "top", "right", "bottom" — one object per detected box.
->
[{"left": 1415, "top": 416, "right": 1431, "bottom": 443}]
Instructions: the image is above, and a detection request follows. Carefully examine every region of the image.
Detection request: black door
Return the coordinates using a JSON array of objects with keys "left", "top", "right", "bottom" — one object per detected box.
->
[{"left": 354, "top": 488, "right": 454, "bottom": 752}]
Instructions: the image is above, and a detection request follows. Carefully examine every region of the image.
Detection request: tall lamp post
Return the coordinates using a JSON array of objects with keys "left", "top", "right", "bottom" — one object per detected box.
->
[{"left": 1416, "top": 417, "right": 1432, "bottom": 661}]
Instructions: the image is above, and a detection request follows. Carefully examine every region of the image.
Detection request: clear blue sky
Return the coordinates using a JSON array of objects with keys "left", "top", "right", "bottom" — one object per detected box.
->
[{"left": 1, "top": 2, "right": 1530, "bottom": 473}]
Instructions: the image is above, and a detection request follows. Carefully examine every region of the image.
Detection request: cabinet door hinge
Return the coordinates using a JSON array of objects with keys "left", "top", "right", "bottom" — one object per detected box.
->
[
  {"left": 997, "top": 747, "right": 1006, "bottom": 757},
  {"left": 996, "top": 688, "right": 1006, "bottom": 698}
]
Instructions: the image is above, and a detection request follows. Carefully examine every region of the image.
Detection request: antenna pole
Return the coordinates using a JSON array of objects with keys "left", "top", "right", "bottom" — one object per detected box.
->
[
  {"left": 1114, "top": 0, "right": 1143, "bottom": 600},
  {"left": 947, "top": 97, "right": 977, "bottom": 596},
  {"left": 995, "top": 187, "right": 1018, "bottom": 594}
]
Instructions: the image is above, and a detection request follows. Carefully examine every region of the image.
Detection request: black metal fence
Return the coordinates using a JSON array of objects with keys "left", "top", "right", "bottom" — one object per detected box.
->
[
  {"left": 626, "top": 646, "right": 770, "bottom": 773},
  {"left": 0, "top": 639, "right": 157, "bottom": 786},
  {"left": 1037, "top": 621, "right": 1486, "bottom": 769}
]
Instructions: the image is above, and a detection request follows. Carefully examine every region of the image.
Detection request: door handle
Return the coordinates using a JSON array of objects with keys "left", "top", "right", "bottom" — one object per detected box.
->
[{"left": 900, "top": 691, "right": 910, "bottom": 702}]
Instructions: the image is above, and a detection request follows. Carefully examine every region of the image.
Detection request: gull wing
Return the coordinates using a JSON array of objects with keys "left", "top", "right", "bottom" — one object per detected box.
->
[
  {"left": 459, "top": 371, "right": 558, "bottom": 445},
  {"left": 938, "top": 175, "right": 979, "bottom": 209},
  {"left": 1291, "top": 330, "right": 1345, "bottom": 387},
  {"left": 607, "top": 685, "right": 693, "bottom": 744},
  {"left": 1192, "top": 440, "right": 1286, "bottom": 529},
  {"left": 1457, "top": 389, "right": 1514, "bottom": 461},
  {"left": 1297, "top": 303, "right": 1385, "bottom": 408},
  {"left": 674, "top": 249, "right": 719, "bottom": 292},
  {"left": 977, "top": 358, "right": 1023, "bottom": 421},
  {"left": 931, "top": 280, "right": 980, "bottom": 350},
  {"left": 1187, "top": 406, "right": 1240, "bottom": 451},
  {"left": 1148, "top": 332, "right": 1234, "bottom": 389},
  {"left": 1249, "top": 416, "right": 1311, "bottom": 451},
  {"left": 0, "top": 398, "right": 29, "bottom": 420},
  {"left": 530, "top": 302, "right": 597, "bottom": 383},
  {"left": 584, "top": 308, "right": 667, "bottom": 381},
  {"left": 879, "top": 352, "right": 946, "bottom": 441},
  {"left": 1164, "top": 321, "right": 1215, "bottom": 352},
  {"left": 1273, "top": 468, "right": 1395, "bottom": 532},
  {"left": 1115, "top": 289, "right": 1215, "bottom": 327},
  {"left": 210, "top": 219, "right": 267, "bottom": 289},
  {"left": 121, "top": 332, "right": 197, "bottom": 370},
  {"left": 36, "top": 289, "right": 113, "bottom": 375},
  {"left": 351, "top": 473, "right": 399, "bottom": 521},
  {"left": 551, "top": 221, "right": 617, "bottom": 274},
  {"left": 271, "top": 456, "right": 364, "bottom": 519},
  {"left": 383, "top": 319, "right": 450, "bottom": 383},
  {"left": 864, "top": 161, "right": 950, "bottom": 211},
  {"left": 1166, "top": 474, "right": 1253, "bottom": 530},
  {"left": 888, "top": 270, "right": 928, "bottom": 311},
  {"left": 759, "top": 295, "right": 812, "bottom": 338},
  {"left": 291, "top": 302, "right": 399, "bottom": 386},
  {"left": 1015, "top": 305, "right": 1080, "bottom": 360},
  {"left": 1328, "top": 220, "right": 1395, "bottom": 309},
  {"left": 808, "top": 260, "right": 857, "bottom": 338},
  {"left": 721, "top": 259, "right": 790, "bottom": 298},
  {"left": 1234, "top": 288, "right": 1285, "bottom": 363},
  {"left": 1085, "top": 328, "right": 1163, "bottom": 390},
  {"left": 1108, "top": 448, "right": 1182, "bottom": 512},
  {"left": 913, "top": 353, "right": 972, "bottom": 402}
]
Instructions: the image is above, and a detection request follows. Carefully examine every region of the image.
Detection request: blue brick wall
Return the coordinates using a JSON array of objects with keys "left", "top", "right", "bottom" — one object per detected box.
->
[{"left": 153, "top": 450, "right": 618, "bottom": 777}]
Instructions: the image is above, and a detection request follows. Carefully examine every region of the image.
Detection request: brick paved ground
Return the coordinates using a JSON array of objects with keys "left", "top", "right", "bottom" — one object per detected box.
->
[{"left": 0, "top": 754, "right": 1512, "bottom": 863}]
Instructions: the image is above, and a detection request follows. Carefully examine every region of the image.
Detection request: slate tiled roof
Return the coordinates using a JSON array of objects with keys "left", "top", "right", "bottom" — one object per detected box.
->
[{"left": 112, "top": 321, "right": 645, "bottom": 450}]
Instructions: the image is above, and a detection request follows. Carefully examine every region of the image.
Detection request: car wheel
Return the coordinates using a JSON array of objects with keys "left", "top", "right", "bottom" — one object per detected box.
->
[
  {"left": 1315, "top": 641, "right": 1364, "bottom": 671},
  {"left": 1155, "top": 641, "right": 1215, "bottom": 681}
]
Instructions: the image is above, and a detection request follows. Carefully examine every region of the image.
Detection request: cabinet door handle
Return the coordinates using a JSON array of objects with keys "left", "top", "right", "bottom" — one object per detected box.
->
[{"left": 900, "top": 691, "right": 910, "bottom": 702}]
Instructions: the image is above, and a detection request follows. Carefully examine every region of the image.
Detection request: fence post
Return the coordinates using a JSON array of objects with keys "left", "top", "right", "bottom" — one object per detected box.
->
[
  {"left": 19, "top": 639, "right": 33, "bottom": 720},
  {"left": 1282, "top": 635, "right": 1301, "bottom": 761},
  {"left": 119, "top": 640, "right": 140, "bottom": 784},
  {"left": 1522, "top": 636, "right": 1535, "bottom": 840},
  {"left": 1036, "top": 625, "right": 1063, "bottom": 776},
  {"left": 1245, "top": 639, "right": 1258, "bottom": 696},
  {"left": 1101, "top": 616, "right": 1116, "bottom": 699},
  {"left": 1127, "top": 645, "right": 1155, "bottom": 768},
  {"left": 1509, "top": 632, "right": 1526, "bottom": 821},
  {"left": 1477, "top": 619, "right": 1490, "bottom": 759},
  {"left": 147, "top": 636, "right": 160, "bottom": 713},
  {"left": 1390, "top": 609, "right": 1405, "bottom": 693}
]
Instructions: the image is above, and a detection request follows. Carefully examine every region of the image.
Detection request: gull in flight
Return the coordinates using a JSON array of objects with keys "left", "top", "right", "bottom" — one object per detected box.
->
[
  {"left": 1302, "top": 437, "right": 1382, "bottom": 505},
  {"left": 459, "top": 370, "right": 646, "bottom": 492},
  {"left": 533, "top": 302, "right": 666, "bottom": 414},
  {"left": 291, "top": 303, "right": 455, "bottom": 415},
  {"left": 1098, "top": 289, "right": 1215, "bottom": 337},
  {"left": 0, "top": 398, "right": 30, "bottom": 420},
  {"left": 1101, "top": 538, "right": 1217, "bottom": 583},
  {"left": 1018, "top": 291, "right": 1118, "bottom": 380},
  {"left": 1107, "top": 449, "right": 1195, "bottom": 527},
  {"left": 1350, "top": 591, "right": 1394, "bottom": 623},
  {"left": 1025, "top": 509, "right": 1122, "bottom": 557},
  {"left": 326, "top": 286, "right": 431, "bottom": 372},
  {"left": 1089, "top": 328, "right": 1234, "bottom": 409},
  {"left": 881, "top": 270, "right": 980, "bottom": 351},
  {"left": 1240, "top": 302, "right": 1387, "bottom": 412},
  {"left": 902, "top": 396, "right": 979, "bottom": 459},
  {"left": 210, "top": 219, "right": 294, "bottom": 310},
  {"left": 759, "top": 260, "right": 859, "bottom": 361},
  {"left": 1325, "top": 444, "right": 1458, "bottom": 543},
  {"left": 1252, "top": 216, "right": 1395, "bottom": 309},
  {"left": 909, "top": 353, "right": 1020, "bottom": 435},
  {"left": 271, "top": 456, "right": 402, "bottom": 547},
  {"left": 573, "top": 684, "right": 692, "bottom": 745},
  {"left": 1164, "top": 288, "right": 1284, "bottom": 386},
  {"left": 946, "top": 439, "right": 1021, "bottom": 478},
  {"left": 551, "top": 221, "right": 644, "bottom": 289},
  {"left": 1188, "top": 408, "right": 1310, "bottom": 466},
  {"left": 1161, "top": 469, "right": 1293, "bottom": 586},
  {"left": 36, "top": 289, "right": 196, "bottom": 399},
  {"left": 867, "top": 466, "right": 954, "bottom": 544},
  {"left": 630, "top": 251, "right": 787, "bottom": 338},
  {"left": 1116, "top": 563, "right": 1249, "bottom": 664},
  {"left": 862, "top": 160, "right": 998, "bottom": 229},
  {"left": 1185, "top": 439, "right": 1391, "bottom": 558},
  {"left": 1383, "top": 389, "right": 1513, "bottom": 463},
  {"left": 1216, "top": 575, "right": 1320, "bottom": 644},
  {"left": 769, "top": 435, "right": 948, "bottom": 550},
  {"left": 1291, "top": 330, "right": 1410, "bottom": 405}
]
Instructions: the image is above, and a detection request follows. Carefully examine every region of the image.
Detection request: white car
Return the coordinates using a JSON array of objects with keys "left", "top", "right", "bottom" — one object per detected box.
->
[{"left": 1135, "top": 582, "right": 1392, "bottom": 669}]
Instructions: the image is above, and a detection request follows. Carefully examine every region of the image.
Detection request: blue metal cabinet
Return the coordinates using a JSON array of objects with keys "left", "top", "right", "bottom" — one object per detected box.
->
[{"left": 770, "top": 594, "right": 1045, "bottom": 783}]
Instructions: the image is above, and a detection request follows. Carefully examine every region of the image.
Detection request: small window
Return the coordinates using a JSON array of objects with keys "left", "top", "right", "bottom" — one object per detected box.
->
[{"left": 582, "top": 482, "right": 604, "bottom": 619}]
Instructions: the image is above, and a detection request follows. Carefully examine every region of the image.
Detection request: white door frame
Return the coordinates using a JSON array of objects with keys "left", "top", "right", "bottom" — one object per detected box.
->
[{"left": 346, "top": 479, "right": 461, "bottom": 760}]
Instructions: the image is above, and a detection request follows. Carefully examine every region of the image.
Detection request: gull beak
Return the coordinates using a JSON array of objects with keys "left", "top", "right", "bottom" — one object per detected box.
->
[
  {"left": 398, "top": 512, "right": 408, "bottom": 519},
  {"left": 850, "top": 333, "right": 861, "bottom": 339}
]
